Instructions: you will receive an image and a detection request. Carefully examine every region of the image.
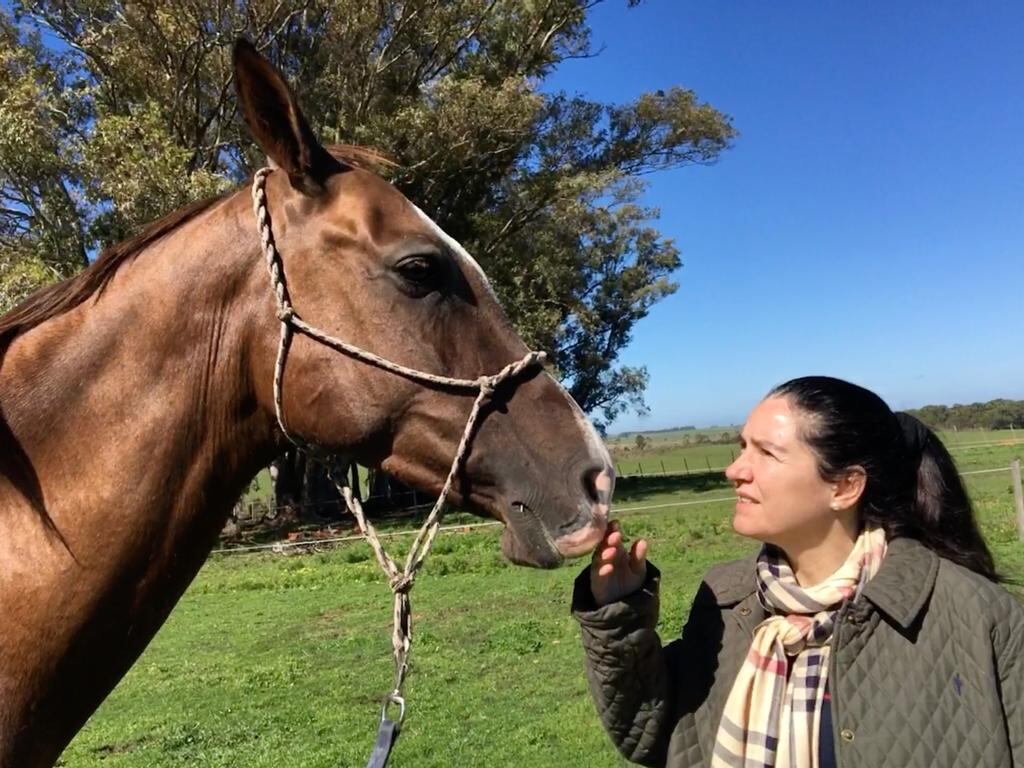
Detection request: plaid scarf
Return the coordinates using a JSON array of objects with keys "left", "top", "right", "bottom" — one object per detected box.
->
[{"left": 711, "top": 527, "right": 887, "bottom": 768}]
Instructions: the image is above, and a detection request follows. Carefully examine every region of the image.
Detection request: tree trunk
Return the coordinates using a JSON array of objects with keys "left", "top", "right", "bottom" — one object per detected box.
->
[{"left": 270, "top": 449, "right": 346, "bottom": 522}]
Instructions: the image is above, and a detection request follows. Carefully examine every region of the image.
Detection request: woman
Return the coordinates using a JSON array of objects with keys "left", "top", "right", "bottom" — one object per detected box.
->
[{"left": 573, "top": 376, "right": 1023, "bottom": 768}]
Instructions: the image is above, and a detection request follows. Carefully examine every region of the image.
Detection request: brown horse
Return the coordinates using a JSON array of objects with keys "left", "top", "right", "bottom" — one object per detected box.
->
[{"left": 0, "top": 41, "right": 613, "bottom": 768}]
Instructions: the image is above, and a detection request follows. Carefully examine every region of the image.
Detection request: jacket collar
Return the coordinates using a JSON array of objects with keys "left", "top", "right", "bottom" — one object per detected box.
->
[
  {"left": 860, "top": 536, "right": 939, "bottom": 629},
  {"left": 705, "top": 554, "right": 758, "bottom": 607},
  {"left": 704, "top": 538, "right": 938, "bottom": 630}
]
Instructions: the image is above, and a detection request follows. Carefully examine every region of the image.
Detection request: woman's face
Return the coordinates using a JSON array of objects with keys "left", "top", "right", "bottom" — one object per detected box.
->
[{"left": 725, "top": 395, "right": 839, "bottom": 549}]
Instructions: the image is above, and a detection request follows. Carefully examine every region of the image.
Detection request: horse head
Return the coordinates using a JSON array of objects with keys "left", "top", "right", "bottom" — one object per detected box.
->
[{"left": 233, "top": 41, "right": 614, "bottom": 567}]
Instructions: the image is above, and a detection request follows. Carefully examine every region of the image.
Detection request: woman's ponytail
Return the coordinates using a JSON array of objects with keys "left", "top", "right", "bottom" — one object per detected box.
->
[{"left": 895, "top": 412, "right": 999, "bottom": 581}]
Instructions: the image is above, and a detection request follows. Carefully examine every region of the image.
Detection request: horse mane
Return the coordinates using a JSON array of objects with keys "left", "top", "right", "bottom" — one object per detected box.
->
[
  {"left": 0, "top": 195, "right": 227, "bottom": 350},
  {"left": 0, "top": 144, "right": 393, "bottom": 349}
]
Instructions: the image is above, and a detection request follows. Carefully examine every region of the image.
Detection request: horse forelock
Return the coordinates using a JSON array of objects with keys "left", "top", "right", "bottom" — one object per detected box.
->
[{"left": 325, "top": 144, "right": 397, "bottom": 174}]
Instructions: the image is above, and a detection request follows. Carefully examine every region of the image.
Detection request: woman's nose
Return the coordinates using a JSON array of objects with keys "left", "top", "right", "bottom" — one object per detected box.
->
[{"left": 725, "top": 453, "right": 749, "bottom": 483}]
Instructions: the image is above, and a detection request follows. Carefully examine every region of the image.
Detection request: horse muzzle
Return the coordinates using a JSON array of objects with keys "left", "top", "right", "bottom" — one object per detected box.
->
[{"left": 500, "top": 466, "right": 614, "bottom": 568}]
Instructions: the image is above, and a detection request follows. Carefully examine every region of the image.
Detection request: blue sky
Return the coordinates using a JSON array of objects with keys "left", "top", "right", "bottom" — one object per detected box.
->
[
  {"left": 7, "top": 1, "right": 1019, "bottom": 431},
  {"left": 547, "top": 1, "right": 1024, "bottom": 431}
]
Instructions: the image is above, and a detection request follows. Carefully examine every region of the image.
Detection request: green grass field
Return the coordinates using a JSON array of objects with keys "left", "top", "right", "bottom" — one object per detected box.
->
[
  {"left": 59, "top": 443, "right": 1023, "bottom": 767},
  {"left": 608, "top": 425, "right": 741, "bottom": 446}
]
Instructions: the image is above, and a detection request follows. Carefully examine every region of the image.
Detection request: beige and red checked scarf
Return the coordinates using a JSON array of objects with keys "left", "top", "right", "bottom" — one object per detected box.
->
[{"left": 711, "top": 526, "right": 887, "bottom": 768}]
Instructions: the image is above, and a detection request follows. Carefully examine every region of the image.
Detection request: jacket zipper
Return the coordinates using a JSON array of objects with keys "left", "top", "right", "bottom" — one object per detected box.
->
[{"left": 829, "top": 604, "right": 848, "bottom": 767}]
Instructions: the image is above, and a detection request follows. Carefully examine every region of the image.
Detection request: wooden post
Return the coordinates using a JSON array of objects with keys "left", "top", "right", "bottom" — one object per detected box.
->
[
  {"left": 1012, "top": 459, "right": 1024, "bottom": 542},
  {"left": 683, "top": 458, "right": 690, "bottom": 475}
]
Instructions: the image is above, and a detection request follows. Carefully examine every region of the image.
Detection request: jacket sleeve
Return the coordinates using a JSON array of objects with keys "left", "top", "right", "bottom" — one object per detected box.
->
[
  {"left": 996, "top": 595, "right": 1024, "bottom": 765},
  {"left": 571, "top": 563, "right": 721, "bottom": 766}
]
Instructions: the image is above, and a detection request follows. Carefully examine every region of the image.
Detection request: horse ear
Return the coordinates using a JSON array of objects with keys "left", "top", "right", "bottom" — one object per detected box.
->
[{"left": 232, "top": 39, "right": 336, "bottom": 195}]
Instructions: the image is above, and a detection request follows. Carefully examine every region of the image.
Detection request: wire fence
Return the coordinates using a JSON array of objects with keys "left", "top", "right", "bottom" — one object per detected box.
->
[
  {"left": 611, "top": 438, "right": 1024, "bottom": 480},
  {"left": 231, "top": 489, "right": 430, "bottom": 523},
  {"left": 212, "top": 461, "right": 1022, "bottom": 556}
]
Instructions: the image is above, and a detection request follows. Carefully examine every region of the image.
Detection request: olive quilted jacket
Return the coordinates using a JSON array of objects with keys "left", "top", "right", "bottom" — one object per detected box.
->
[{"left": 572, "top": 537, "right": 1024, "bottom": 767}]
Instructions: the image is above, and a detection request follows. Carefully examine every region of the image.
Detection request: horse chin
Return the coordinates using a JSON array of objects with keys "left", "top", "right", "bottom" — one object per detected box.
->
[
  {"left": 499, "top": 503, "right": 564, "bottom": 569},
  {"left": 500, "top": 527, "right": 563, "bottom": 568}
]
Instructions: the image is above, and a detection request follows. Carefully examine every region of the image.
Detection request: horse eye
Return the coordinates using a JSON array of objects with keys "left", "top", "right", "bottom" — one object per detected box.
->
[{"left": 395, "top": 254, "right": 440, "bottom": 287}]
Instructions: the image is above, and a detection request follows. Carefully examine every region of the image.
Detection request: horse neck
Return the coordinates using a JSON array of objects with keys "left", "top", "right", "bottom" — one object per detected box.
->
[
  {"left": 0, "top": 188, "right": 278, "bottom": 582},
  {"left": 0, "top": 190, "right": 294, "bottom": 766}
]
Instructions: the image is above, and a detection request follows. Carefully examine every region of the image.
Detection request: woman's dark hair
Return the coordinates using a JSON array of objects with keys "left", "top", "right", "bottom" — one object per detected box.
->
[{"left": 768, "top": 376, "right": 999, "bottom": 581}]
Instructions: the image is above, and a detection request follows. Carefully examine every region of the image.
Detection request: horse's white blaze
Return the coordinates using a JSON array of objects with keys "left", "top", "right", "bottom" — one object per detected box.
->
[
  {"left": 544, "top": 370, "right": 615, "bottom": 509},
  {"left": 411, "top": 204, "right": 497, "bottom": 300},
  {"left": 410, "top": 204, "right": 614, "bottom": 507}
]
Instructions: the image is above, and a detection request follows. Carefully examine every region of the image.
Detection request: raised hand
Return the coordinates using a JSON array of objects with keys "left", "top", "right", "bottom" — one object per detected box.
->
[{"left": 589, "top": 520, "right": 648, "bottom": 606}]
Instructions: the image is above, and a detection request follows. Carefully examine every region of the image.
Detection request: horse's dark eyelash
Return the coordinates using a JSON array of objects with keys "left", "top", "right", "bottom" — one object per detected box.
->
[{"left": 396, "top": 254, "right": 437, "bottom": 274}]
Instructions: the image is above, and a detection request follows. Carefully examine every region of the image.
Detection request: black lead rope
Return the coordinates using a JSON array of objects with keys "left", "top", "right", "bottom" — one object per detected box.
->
[
  {"left": 365, "top": 719, "right": 400, "bottom": 768},
  {"left": 365, "top": 693, "right": 405, "bottom": 768}
]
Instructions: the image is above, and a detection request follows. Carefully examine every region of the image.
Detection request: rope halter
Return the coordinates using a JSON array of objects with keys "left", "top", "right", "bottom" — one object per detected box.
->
[
  {"left": 250, "top": 167, "right": 547, "bottom": 766},
  {"left": 251, "top": 167, "right": 545, "bottom": 451}
]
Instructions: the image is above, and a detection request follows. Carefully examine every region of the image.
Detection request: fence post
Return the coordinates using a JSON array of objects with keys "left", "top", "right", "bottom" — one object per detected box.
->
[
  {"left": 683, "top": 458, "right": 690, "bottom": 475},
  {"left": 1012, "top": 459, "right": 1024, "bottom": 542},
  {"left": 660, "top": 460, "right": 666, "bottom": 475},
  {"left": 705, "top": 456, "right": 712, "bottom": 471}
]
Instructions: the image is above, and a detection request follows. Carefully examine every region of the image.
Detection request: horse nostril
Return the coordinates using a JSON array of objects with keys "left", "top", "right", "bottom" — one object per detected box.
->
[
  {"left": 582, "top": 469, "right": 598, "bottom": 505},
  {"left": 582, "top": 466, "right": 615, "bottom": 507}
]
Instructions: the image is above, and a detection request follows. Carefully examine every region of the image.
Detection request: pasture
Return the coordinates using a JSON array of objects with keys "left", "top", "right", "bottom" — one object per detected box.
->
[{"left": 60, "top": 441, "right": 1023, "bottom": 767}]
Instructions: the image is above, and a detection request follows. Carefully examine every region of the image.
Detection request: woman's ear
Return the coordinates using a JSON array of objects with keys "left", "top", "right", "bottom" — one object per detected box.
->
[{"left": 831, "top": 466, "right": 867, "bottom": 511}]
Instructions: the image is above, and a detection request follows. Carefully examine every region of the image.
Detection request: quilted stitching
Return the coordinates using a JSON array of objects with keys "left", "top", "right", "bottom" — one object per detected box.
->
[{"left": 573, "top": 539, "right": 1024, "bottom": 767}]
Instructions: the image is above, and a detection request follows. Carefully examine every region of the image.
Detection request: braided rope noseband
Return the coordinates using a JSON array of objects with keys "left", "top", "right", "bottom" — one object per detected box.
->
[{"left": 251, "top": 168, "right": 546, "bottom": 762}]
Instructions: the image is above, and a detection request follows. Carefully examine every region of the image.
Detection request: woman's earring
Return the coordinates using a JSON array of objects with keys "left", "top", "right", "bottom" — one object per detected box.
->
[{"left": 830, "top": 501, "right": 840, "bottom": 511}]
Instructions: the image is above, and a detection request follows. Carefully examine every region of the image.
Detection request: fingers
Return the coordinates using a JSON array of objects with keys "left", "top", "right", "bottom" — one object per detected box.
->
[
  {"left": 590, "top": 521, "right": 649, "bottom": 604},
  {"left": 596, "top": 546, "right": 621, "bottom": 577},
  {"left": 592, "top": 521, "right": 622, "bottom": 557},
  {"left": 594, "top": 520, "right": 638, "bottom": 579},
  {"left": 604, "top": 521, "right": 622, "bottom": 548},
  {"left": 629, "top": 539, "right": 648, "bottom": 573}
]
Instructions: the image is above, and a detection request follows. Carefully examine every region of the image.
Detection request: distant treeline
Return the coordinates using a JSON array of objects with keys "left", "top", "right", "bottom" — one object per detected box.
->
[{"left": 905, "top": 399, "right": 1024, "bottom": 431}]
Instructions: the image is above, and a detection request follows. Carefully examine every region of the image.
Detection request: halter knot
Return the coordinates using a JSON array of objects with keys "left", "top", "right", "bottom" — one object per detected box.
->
[
  {"left": 477, "top": 375, "right": 498, "bottom": 398},
  {"left": 276, "top": 306, "right": 295, "bottom": 322},
  {"left": 389, "top": 573, "right": 415, "bottom": 593}
]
